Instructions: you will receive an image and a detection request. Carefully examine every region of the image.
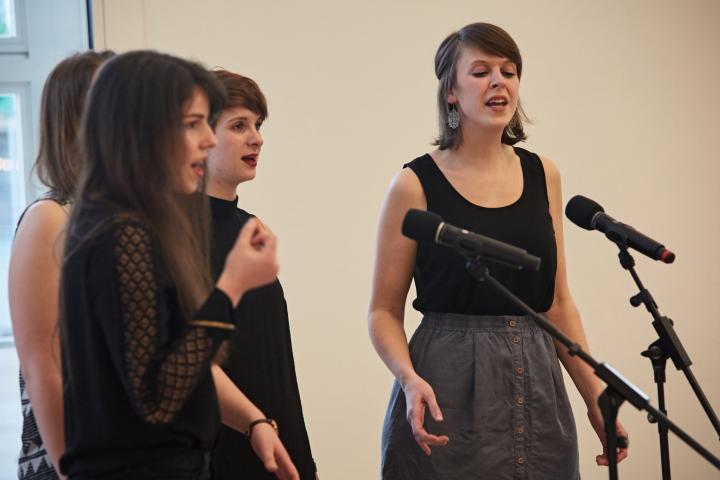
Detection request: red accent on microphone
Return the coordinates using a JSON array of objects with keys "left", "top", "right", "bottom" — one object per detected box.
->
[{"left": 660, "top": 250, "right": 675, "bottom": 264}]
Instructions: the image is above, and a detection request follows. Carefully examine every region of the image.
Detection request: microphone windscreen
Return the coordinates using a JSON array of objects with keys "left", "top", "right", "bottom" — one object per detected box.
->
[
  {"left": 402, "top": 209, "right": 442, "bottom": 243},
  {"left": 565, "top": 195, "right": 604, "bottom": 231}
]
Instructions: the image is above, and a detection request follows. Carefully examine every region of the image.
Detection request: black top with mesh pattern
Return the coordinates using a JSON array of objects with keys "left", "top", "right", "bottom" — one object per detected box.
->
[{"left": 59, "top": 204, "right": 234, "bottom": 477}]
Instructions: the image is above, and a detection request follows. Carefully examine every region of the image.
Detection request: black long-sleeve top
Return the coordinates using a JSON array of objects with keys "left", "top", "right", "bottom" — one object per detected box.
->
[
  {"left": 59, "top": 204, "right": 234, "bottom": 477},
  {"left": 208, "top": 196, "right": 316, "bottom": 480}
]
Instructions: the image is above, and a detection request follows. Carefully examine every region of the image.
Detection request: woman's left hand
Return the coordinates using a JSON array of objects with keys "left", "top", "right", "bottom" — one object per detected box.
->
[
  {"left": 587, "top": 407, "right": 629, "bottom": 466},
  {"left": 250, "top": 423, "right": 300, "bottom": 480}
]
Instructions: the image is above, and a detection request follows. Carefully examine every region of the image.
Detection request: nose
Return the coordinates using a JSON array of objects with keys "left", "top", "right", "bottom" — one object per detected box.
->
[
  {"left": 490, "top": 69, "right": 505, "bottom": 89},
  {"left": 203, "top": 123, "right": 218, "bottom": 150},
  {"left": 249, "top": 126, "right": 263, "bottom": 148}
]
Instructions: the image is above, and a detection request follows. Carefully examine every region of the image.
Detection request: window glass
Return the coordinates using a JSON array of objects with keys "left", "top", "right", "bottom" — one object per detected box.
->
[
  {"left": 0, "top": 0, "right": 16, "bottom": 39},
  {"left": 0, "top": 92, "right": 25, "bottom": 337}
]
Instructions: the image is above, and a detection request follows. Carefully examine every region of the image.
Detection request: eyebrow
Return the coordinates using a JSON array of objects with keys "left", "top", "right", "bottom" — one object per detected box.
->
[
  {"left": 226, "top": 115, "right": 263, "bottom": 124},
  {"left": 183, "top": 113, "right": 206, "bottom": 120},
  {"left": 469, "top": 60, "right": 517, "bottom": 67}
]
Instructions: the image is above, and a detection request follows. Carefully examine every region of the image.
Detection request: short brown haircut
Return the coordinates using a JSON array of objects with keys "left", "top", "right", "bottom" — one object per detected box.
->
[
  {"left": 211, "top": 68, "right": 268, "bottom": 122},
  {"left": 433, "top": 23, "right": 528, "bottom": 150}
]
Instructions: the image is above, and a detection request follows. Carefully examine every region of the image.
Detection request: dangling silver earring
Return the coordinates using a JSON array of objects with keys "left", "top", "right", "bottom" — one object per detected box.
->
[{"left": 448, "top": 104, "right": 460, "bottom": 130}]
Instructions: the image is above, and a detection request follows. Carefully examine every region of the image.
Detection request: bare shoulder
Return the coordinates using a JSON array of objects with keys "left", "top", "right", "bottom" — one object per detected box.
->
[
  {"left": 385, "top": 166, "right": 425, "bottom": 209},
  {"left": 537, "top": 154, "right": 561, "bottom": 185},
  {"left": 15, "top": 199, "right": 68, "bottom": 240}
]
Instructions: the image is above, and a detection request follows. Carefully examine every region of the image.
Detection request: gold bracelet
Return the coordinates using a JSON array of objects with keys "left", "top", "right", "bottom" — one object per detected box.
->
[
  {"left": 187, "top": 320, "right": 236, "bottom": 331},
  {"left": 245, "top": 418, "right": 279, "bottom": 440}
]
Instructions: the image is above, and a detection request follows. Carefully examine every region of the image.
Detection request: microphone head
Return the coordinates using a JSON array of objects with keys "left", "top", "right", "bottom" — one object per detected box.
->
[
  {"left": 565, "top": 195, "right": 605, "bottom": 231},
  {"left": 660, "top": 249, "right": 676, "bottom": 264},
  {"left": 401, "top": 209, "right": 443, "bottom": 243}
]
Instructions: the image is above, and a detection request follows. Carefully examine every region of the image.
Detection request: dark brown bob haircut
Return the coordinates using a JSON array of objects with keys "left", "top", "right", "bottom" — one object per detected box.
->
[
  {"left": 433, "top": 22, "right": 528, "bottom": 150},
  {"left": 211, "top": 68, "right": 268, "bottom": 122}
]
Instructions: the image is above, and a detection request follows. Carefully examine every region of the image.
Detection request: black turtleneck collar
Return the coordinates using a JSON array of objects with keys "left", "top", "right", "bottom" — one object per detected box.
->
[{"left": 209, "top": 195, "right": 239, "bottom": 219}]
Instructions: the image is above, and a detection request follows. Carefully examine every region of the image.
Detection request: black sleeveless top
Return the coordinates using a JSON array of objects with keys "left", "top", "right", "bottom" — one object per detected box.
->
[{"left": 406, "top": 146, "right": 557, "bottom": 315}]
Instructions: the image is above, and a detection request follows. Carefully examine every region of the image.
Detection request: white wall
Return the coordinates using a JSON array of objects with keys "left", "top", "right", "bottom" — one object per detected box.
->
[{"left": 93, "top": 1, "right": 720, "bottom": 478}]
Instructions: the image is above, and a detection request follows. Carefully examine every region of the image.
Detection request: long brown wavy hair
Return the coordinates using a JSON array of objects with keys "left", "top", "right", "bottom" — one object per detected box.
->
[
  {"left": 69, "top": 50, "right": 227, "bottom": 318},
  {"left": 34, "top": 50, "right": 114, "bottom": 201}
]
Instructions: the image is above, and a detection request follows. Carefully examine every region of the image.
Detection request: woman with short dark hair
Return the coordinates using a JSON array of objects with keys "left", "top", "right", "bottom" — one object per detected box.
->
[{"left": 206, "top": 68, "right": 317, "bottom": 480}]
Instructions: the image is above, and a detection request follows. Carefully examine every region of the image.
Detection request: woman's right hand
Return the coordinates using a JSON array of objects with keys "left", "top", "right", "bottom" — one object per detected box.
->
[
  {"left": 217, "top": 217, "right": 278, "bottom": 305},
  {"left": 249, "top": 423, "right": 299, "bottom": 480},
  {"left": 402, "top": 374, "right": 449, "bottom": 455}
]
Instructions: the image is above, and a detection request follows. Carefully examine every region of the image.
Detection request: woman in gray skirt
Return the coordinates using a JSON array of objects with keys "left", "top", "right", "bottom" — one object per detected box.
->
[{"left": 368, "top": 22, "right": 629, "bottom": 479}]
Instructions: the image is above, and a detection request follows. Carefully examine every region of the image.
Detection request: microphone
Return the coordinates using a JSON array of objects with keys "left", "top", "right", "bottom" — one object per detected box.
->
[
  {"left": 565, "top": 195, "right": 675, "bottom": 264},
  {"left": 401, "top": 209, "right": 542, "bottom": 271}
]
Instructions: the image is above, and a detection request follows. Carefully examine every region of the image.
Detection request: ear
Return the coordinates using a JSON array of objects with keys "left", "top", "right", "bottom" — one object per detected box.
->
[{"left": 446, "top": 90, "right": 458, "bottom": 105}]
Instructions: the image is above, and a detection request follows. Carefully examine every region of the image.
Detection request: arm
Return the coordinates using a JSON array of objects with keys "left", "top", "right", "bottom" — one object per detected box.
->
[
  {"left": 8, "top": 200, "right": 67, "bottom": 478},
  {"left": 111, "top": 217, "right": 277, "bottom": 424},
  {"left": 367, "top": 168, "right": 448, "bottom": 455},
  {"left": 540, "top": 155, "right": 629, "bottom": 465},
  {"left": 212, "top": 365, "right": 299, "bottom": 480}
]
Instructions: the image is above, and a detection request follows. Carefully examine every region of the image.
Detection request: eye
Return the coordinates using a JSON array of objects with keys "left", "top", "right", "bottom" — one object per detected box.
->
[
  {"left": 472, "top": 71, "right": 489, "bottom": 77},
  {"left": 502, "top": 71, "right": 517, "bottom": 78},
  {"left": 184, "top": 120, "right": 199, "bottom": 129},
  {"left": 255, "top": 122, "right": 263, "bottom": 131},
  {"left": 232, "top": 121, "right": 246, "bottom": 132}
]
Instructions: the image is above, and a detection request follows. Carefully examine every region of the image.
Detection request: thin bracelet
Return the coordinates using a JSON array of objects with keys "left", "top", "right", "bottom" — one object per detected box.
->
[
  {"left": 245, "top": 418, "right": 279, "bottom": 440},
  {"left": 186, "top": 319, "right": 236, "bottom": 331}
]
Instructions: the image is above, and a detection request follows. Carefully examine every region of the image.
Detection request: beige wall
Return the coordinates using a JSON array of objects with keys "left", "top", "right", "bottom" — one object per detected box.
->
[{"left": 93, "top": 1, "right": 720, "bottom": 478}]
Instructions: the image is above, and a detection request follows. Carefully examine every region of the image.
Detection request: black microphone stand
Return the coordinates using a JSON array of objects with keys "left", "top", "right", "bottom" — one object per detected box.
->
[
  {"left": 610, "top": 237, "right": 720, "bottom": 480},
  {"left": 463, "top": 257, "right": 720, "bottom": 480}
]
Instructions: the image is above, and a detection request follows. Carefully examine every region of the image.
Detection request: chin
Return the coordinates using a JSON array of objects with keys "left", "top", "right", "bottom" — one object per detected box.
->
[
  {"left": 182, "top": 177, "right": 200, "bottom": 194},
  {"left": 240, "top": 172, "right": 257, "bottom": 183}
]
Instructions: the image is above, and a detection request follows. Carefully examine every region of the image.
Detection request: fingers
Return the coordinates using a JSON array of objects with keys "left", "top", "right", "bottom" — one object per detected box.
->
[
  {"left": 425, "top": 392, "right": 444, "bottom": 422},
  {"left": 239, "top": 218, "right": 276, "bottom": 253},
  {"left": 403, "top": 379, "right": 450, "bottom": 456},
  {"left": 237, "top": 217, "right": 260, "bottom": 244},
  {"left": 256, "top": 231, "right": 277, "bottom": 253},
  {"left": 615, "top": 421, "right": 629, "bottom": 463},
  {"left": 595, "top": 437, "right": 630, "bottom": 465},
  {"left": 261, "top": 453, "right": 278, "bottom": 473},
  {"left": 275, "top": 450, "right": 300, "bottom": 480},
  {"left": 616, "top": 446, "right": 629, "bottom": 463},
  {"left": 595, "top": 450, "right": 628, "bottom": 466},
  {"left": 412, "top": 425, "right": 450, "bottom": 456},
  {"left": 407, "top": 402, "right": 449, "bottom": 456}
]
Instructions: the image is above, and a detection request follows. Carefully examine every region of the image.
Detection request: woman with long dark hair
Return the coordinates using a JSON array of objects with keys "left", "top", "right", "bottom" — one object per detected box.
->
[
  {"left": 57, "top": 50, "right": 293, "bottom": 480},
  {"left": 369, "top": 23, "right": 629, "bottom": 479},
  {"left": 9, "top": 50, "right": 113, "bottom": 479}
]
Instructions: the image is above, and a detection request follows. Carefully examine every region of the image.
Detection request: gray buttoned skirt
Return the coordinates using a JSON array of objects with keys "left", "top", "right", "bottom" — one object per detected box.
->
[{"left": 381, "top": 313, "right": 580, "bottom": 480}]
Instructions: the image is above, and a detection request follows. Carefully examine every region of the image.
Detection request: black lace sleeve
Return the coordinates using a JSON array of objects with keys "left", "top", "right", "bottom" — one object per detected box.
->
[{"left": 113, "top": 221, "right": 233, "bottom": 424}]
